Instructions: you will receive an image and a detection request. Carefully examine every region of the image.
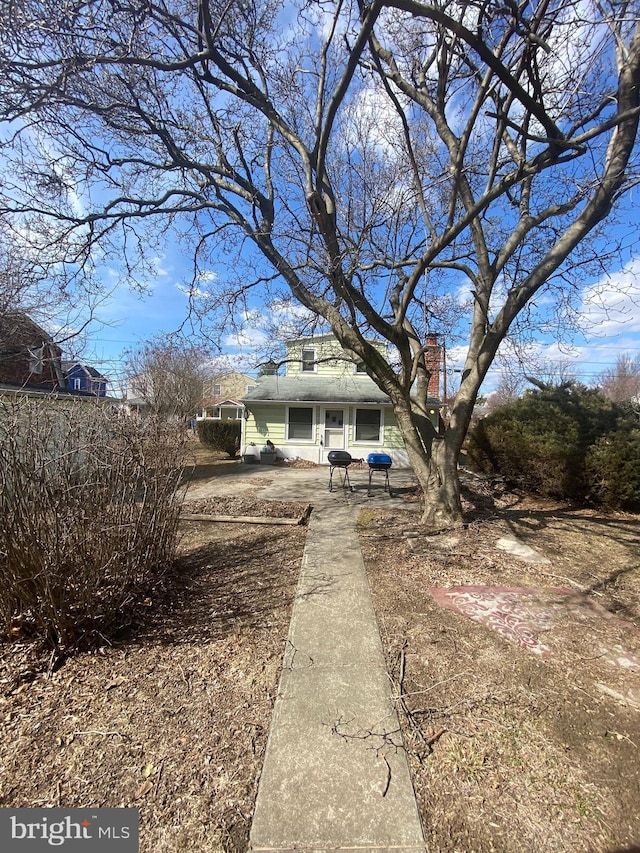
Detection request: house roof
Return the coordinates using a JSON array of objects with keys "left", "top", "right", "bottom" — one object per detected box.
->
[
  {"left": 62, "top": 361, "right": 108, "bottom": 380},
  {"left": 243, "top": 374, "right": 441, "bottom": 406},
  {"left": 202, "top": 397, "right": 244, "bottom": 408},
  {"left": 0, "top": 311, "right": 56, "bottom": 345},
  {"left": 207, "top": 370, "right": 256, "bottom": 382},
  {"left": 286, "top": 332, "right": 386, "bottom": 347},
  {"left": 0, "top": 381, "right": 119, "bottom": 402}
]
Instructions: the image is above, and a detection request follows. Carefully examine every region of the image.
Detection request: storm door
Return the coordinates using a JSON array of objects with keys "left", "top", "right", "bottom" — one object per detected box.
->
[{"left": 323, "top": 408, "right": 345, "bottom": 449}]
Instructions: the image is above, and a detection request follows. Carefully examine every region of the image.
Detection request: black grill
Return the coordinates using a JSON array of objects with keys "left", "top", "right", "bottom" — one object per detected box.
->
[{"left": 327, "top": 450, "right": 355, "bottom": 492}]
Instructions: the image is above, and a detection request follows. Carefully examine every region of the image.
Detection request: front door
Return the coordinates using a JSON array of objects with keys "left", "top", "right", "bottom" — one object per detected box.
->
[{"left": 324, "top": 408, "right": 345, "bottom": 449}]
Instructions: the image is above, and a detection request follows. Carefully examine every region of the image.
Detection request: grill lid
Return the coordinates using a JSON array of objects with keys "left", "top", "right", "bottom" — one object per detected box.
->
[
  {"left": 367, "top": 452, "right": 392, "bottom": 469},
  {"left": 327, "top": 450, "right": 353, "bottom": 465}
]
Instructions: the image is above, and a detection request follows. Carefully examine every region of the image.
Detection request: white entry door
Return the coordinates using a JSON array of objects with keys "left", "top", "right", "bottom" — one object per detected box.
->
[{"left": 324, "top": 408, "right": 345, "bottom": 449}]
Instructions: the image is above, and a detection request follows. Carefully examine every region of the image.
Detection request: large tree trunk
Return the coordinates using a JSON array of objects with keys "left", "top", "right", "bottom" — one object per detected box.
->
[{"left": 392, "top": 397, "right": 464, "bottom": 529}]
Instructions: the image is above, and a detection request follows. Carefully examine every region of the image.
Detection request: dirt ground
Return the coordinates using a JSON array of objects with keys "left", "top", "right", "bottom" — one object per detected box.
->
[
  {"left": 1, "top": 450, "right": 639, "bottom": 852},
  {"left": 360, "top": 480, "right": 640, "bottom": 853},
  {"left": 0, "top": 450, "right": 307, "bottom": 852}
]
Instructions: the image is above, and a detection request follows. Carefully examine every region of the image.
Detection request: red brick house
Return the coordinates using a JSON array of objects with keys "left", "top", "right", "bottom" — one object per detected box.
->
[{"left": 0, "top": 311, "right": 66, "bottom": 391}]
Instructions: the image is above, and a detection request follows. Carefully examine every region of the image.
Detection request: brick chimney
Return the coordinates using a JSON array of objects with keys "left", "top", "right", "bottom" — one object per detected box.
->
[{"left": 424, "top": 336, "right": 441, "bottom": 399}]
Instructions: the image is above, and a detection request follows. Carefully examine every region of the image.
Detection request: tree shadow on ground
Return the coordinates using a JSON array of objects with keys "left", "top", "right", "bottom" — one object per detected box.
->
[
  {"left": 118, "top": 526, "right": 303, "bottom": 648},
  {"left": 499, "top": 504, "right": 640, "bottom": 623},
  {"left": 181, "top": 459, "right": 243, "bottom": 485}
]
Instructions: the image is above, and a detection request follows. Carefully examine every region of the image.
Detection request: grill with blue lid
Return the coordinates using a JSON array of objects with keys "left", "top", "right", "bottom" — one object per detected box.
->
[
  {"left": 366, "top": 452, "right": 393, "bottom": 496},
  {"left": 326, "top": 450, "right": 394, "bottom": 495}
]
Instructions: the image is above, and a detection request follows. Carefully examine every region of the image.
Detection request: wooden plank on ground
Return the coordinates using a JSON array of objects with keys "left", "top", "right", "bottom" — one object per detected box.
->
[{"left": 180, "top": 508, "right": 311, "bottom": 526}]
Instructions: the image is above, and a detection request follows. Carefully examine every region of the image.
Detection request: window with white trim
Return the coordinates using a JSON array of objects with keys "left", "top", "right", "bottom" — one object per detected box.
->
[
  {"left": 300, "top": 348, "right": 316, "bottom": 372},
  {"left": 246, "top": 384, "right": 256, "bottom": 392},
  {"left": 354, "top": 408, "right": 381, "bottom": 442},
  {"left": 213, "top": 383, "right": 222, "bottom": 396},
  {"left": 73, "top": 378, "right": 81, "bottom": 390},
  {"left": 28, "top": 345, "right": 44, "bottom": 374},
  {"left": 287, "top": 406, "right": 314, "bottom": 441},
  {"left": 354, "top": 361, "right": 367, "bottom": 374}
]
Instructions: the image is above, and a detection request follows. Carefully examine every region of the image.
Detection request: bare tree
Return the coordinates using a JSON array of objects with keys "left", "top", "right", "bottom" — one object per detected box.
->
[
  {"left": 599, "top": 353, "right": 640, "bottom": 402},
  {"left": 1, "top": 0, "right": 639, "bottom": 526},
  {"left": 531, "top": 360, "right": 578, "bottom": 387},
  {"left": 486, "top": 374, "right": 527, "bottom": 411},
  {"left": 0, "top": 227, "right": 114, "bottom": 363},
  {"left": 124, "top": 337, "right": 208, "bottom": 421}
]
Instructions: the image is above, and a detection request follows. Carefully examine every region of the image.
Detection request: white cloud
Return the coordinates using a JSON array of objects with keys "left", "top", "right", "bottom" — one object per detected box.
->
[
  {"left": 579, "top": 257, "right": 640, "bottom": 336},
  {"left": 176, "top": 283, "right": 210, "bottom": 299},
  {"left": 151, "top": 255, "right": 169, "bottom": 277},
  {"left": 222, "top": 329, "right": 270, "bottom": 350},
  {"left": 342, "top": 84, "right": 406, "bottom": 157}
]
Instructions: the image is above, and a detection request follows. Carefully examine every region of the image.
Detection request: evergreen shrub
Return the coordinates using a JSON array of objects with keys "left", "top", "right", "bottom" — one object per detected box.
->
[
  {"left": 586, "top": 417, "right": 640, "bottom": 510},
  {"left": 467, "top": 384, "right": 621, "bottom": 502},
  {"left": 197, "top": 419, "right": 241, "bottom": 457}
]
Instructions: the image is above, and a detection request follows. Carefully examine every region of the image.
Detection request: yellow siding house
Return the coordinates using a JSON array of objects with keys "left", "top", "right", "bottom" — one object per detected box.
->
[{"left": 241, "top": 334, "right": 440, "bottom": 467}]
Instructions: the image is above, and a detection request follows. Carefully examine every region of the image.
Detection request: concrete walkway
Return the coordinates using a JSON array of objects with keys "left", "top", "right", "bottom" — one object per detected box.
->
[{"left": 249, "top": 475, "right": 426, "bottom": 852}]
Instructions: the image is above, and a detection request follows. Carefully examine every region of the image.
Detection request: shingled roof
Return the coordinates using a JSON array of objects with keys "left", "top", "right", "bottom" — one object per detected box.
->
[{"left": 242, "top": 374, "right": 389, "bottom": 405}]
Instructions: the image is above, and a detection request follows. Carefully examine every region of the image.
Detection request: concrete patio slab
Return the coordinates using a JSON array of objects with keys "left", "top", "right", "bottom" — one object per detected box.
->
[{"left": 496, "top": 535, "right": 551, "bottom": 564}]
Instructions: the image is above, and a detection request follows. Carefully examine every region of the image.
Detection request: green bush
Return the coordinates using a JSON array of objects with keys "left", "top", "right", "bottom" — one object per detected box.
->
[
  {"left": 586, "top": 421, "right": 640, "bottom": 510},
  {"left": 197, "top": 418, "right": 241, "bottom": 457},
  {"left": 467, "top": 384, "right": 620, "bottom": 502}
]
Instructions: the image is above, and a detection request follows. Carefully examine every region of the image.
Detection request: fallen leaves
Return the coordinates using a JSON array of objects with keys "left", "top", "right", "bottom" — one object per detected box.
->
[{"left": 134, "top": 779, "right": 153, "bottom": 800}]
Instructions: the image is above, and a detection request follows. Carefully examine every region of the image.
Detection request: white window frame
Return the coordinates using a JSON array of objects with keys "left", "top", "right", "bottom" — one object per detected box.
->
[
  {"left": 213, "top": 383, "right": 222, "bottom": 396},
  {"left": 73, "top": 378, "right": 81, "bottom": 390},
  {"left": 354, "top": 361, "right": 367, "bottom": 374},
  {"left": 353, "top": 407, "right": 384, "bottom": 444},
  {"left": 28, "top": 345, "right": 44, "bottom": 374},
  {"left": 300, "top": 347, "right": 317, "bottom": 373},
  {"left": 246, "top": 384, "right": 256, "bottom": 393},
  {"left": 286, "top": 405, "right": 316, "bottom": 442},
  {"left": 219, "top": 405, "right": 242, "bottom": 420}
]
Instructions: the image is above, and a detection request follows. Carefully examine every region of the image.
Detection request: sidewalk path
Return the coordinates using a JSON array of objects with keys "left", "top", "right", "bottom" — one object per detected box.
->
[{"left": 249, "top": 495, "right": 426, "bottom": 853}]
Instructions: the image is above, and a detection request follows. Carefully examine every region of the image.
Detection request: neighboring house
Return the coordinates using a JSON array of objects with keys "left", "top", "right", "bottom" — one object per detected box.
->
[
  {"left": 123, "top": 372, "right": 151, "bottom": 415},
  {"left": 62, "top": 361, "right": 108, "bottom": 397},
  {"left": 241, "top": 333, "right": 441, "bottom": 466},
  {"left": 0, "top": 311, "right": 66, "bottom": 391},
  {"left": 200, "top": 371, "right": 257, "bottom": 420}
]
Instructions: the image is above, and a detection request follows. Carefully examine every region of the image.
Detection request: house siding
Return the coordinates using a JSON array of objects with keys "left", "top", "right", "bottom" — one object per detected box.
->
[
  {"left": 63, "top": 363, "right": 108, "bottom": 397},
  {"left": 244, "top": 403, "right": 288, "bottom": 445},
  {"left": 241, "top": 333, "right": 440, "bottom": 468},
  {"left": 286, "top": 335, "right": 387, "bottom": 377},
  {"left": 243, "top": 401, "right": 410, "bottom": 465},
  {"left": 200, "top": 371, "right": 256, "bottom": 419}
]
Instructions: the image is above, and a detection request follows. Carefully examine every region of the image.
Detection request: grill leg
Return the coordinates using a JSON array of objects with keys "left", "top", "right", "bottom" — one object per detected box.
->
[
  {"left": 330, "top": 464, "right": 353, "bottom": 492},
  {"left": 368, "top": 467, "right": 391, "bottom": 497}
]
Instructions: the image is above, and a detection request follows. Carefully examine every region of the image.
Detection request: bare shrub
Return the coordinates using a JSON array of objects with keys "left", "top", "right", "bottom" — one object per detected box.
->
[{"left": 0, "top": 398, "right": 187, "bottom": 650}]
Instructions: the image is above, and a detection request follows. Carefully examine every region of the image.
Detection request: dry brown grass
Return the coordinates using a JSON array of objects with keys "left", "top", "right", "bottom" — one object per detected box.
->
[
  {"left": 0, "top": 493, "right": 306, "bottom": 853},
  {"left": 360, "top": 487, "right": 640, "bottom": 853},
  {"left": 2, "top": 455, "right": 639, "bottom": 853}
]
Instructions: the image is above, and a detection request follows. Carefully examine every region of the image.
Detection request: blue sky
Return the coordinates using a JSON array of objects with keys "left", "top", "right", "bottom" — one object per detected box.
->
[
  {"left": 20, "top": 1, "right": 636, "bottom": 401},
  {"left": 78, "top": 240, "right": 640, "bottom": 400}
]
